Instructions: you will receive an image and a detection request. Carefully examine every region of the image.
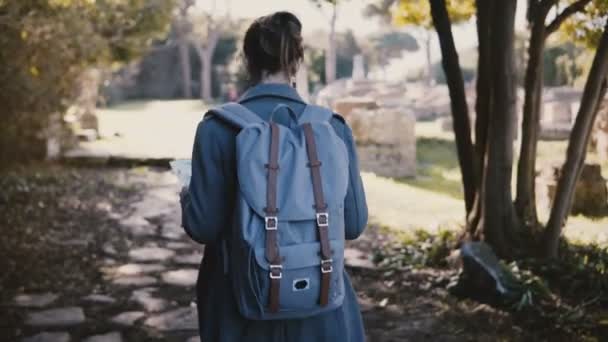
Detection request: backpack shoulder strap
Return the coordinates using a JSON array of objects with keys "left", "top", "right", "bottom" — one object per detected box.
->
[
  {"left": 207, "top": 102, "right": 264, "bottom": 129},
  {"left": 297, "top": 104, "right": 333, "bottom": 124}
]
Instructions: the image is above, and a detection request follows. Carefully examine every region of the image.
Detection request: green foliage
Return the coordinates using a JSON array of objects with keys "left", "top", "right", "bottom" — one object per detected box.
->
[
  {"left": 399, "top": 137, "right": 464, "bottom": 199},
  {"left": 559, "top": 1, "right": 608, "bottom": 48},
  {"left": 542, "top": 42, "right": 586, "bottom": 86},
  {"left": 392, "top": 0, "right": 475, "bottom": 29},
  {"left": 373, "top": 229, "right": 458, "bottom": 269},
  {"left": 0, "top": 0, "right": 174, "bottom": 164},
  {"left": 363, "top": 30, "right": 418, "bottom": 70},
  {"left": 306, "top": 30, "right": 362, "bottom": 84}
]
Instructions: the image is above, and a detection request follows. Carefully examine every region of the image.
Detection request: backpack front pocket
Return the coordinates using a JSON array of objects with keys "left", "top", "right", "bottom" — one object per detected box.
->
[{"left": 250, "top": 239, "right": 345, "bottom": 319}]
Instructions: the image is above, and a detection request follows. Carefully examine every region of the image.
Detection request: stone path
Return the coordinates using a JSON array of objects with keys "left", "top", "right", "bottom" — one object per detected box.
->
[
  {"left": 13, "top": 171, "right": 202, "bottom": 342},
  {"left": 9, "top": 167, "right": 385, "bottom": 341}
]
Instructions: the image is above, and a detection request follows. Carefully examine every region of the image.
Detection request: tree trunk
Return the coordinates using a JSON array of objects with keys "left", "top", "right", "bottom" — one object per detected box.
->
[
  {"left": 200, "top": 48, "right": 213, "bottom": 101},
  {"left": 471, "top": 0, "right": 520, "bottom": 258},
  {"left": 178, "top": 36, "right": 192, "bottom": 99},
  {"left": 544, "top": 22, "right": 608, "bottom": 258},
  {"left": 325, "top": 4, "right": 337, "bottom": 84},
  {"left": 176, "top": 0, "right": 194, "bottom": 99},
  {"left": 424, "top": 32, "right": 433, "bottom": 86},
  {"left": 467, "top": 0, "right": 493, "bottom": 231},
  {"left": 515, "top": 5, "right": 550, "bottom": 229},
  {"left": 429, "top": 0, "right": 476, "bottom": 215}
]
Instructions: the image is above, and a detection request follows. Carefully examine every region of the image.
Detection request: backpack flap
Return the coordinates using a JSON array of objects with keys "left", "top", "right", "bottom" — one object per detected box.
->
[
  {"left": 235, "top": 122, "right": 349, "bottom": 221},
  {"left": 206, "top": 102, "right": 264, "bottom": 129}
]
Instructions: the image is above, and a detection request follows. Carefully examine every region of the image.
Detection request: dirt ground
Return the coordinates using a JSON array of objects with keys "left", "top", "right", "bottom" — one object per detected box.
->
[{"left": 0, "top": 164, "right": 590, "bottom": 341}]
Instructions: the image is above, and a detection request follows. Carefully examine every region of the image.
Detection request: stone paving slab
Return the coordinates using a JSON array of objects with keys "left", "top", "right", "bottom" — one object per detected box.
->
[
  {"left": 115, "top": 263, "right": 166, "bottom": 276},
  {"left": 14, "top": 293, "right": 59, "bottom": 308},
  {"left": 161, "top": 269, "right": 198, "bottom": 287},
  {"left": 25, "top": 307, "right": 85, "bottom": 327},
  {"left": 128, "top": 247, "right": 175, "bottom": 262},
  {"left": 143, "top": 307, "right": 198, "bottom": 331},
  {"left": 110, "top": 311, "right": 146, "bottom": 326},
  {"left": 131, "top": 288, "right": 168, "bottom": 312},
  {"left": 22, "top": 332, "right": 71, "bottom": 342},
  {"left": 82, "top": 332, "right": 122, "bottom": 342},
  {"left": 112, "top": 275, "right": 157, "bottom": 287},
  {"left": 82, "top": 294, "right": 116, "bottom": 304}
]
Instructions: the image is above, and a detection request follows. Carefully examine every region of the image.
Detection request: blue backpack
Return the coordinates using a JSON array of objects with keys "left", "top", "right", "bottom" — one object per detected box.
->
[{"left": 207, "top": 102, "right": 349, "bottom": 320}]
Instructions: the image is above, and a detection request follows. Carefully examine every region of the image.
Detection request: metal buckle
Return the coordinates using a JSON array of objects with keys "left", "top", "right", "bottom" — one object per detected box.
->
[
  {"left": 269, "top": 264, "right": 283, "bottom": 279},
  {"left": 316, "top": 212, "right": 329, "bottom": 227},
  {"left": 321, "top": 259, "right": 333, "bottom": 273},
  {"left": 265, "top": 216, "right": 278, "bottom": 230}
]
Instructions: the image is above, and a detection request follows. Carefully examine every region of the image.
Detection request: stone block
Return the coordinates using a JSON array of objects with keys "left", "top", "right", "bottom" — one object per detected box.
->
[
  {"left": 333, "top": 97, "right": 379, "bottom": 119},
  {"left": 348, "top": 108, "right": 416, "bottom": 178}
]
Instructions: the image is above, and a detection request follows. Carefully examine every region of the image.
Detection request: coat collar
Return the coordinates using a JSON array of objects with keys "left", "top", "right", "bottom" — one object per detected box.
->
[{"left": 238, "top": 82, "right": 305, "bottom": 104}]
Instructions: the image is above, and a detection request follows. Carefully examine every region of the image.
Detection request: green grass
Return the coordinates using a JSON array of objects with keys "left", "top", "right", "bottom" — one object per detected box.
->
[{"left": 398, "top": 137, "right": 464, "bottom": 200}]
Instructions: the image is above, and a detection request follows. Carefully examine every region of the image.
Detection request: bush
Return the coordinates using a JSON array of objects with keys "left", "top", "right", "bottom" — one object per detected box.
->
[{"left": 0, "top": 0, "right": 174, "bottom": 166}]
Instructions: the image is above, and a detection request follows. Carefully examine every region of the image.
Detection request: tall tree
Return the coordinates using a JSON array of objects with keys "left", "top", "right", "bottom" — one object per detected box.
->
[
  {"left": 0, "top": 0, "right": 175, "bottom": 165},
  {"left": 392, "top": 0, "right": 475, "bottom": 85},
  {"left": 363, "top": 30, "right": 418, "bottom": 78},
  {"left": 425, "top": 0, "right": 607, "bottom": 258},
  {"left": 428, "top": 0, "right": 476, "bottom": 214},
  {"left": 470, "top": 0, "right": 521, "bottom": 257},
  {"left": 515, "top": 0, "right": 592, "bottom": 229},
  {"left": 175, "top": 0, "right": 195, "bottom": 98},
  {"left": 544, "top": 19, "right": 608, "bottom": 258},
  {"left": 188, "top": 0, "right": 229, "bottom": 101},
  {"left": 312, "top": 0, "right": 341, "bottom": 84}
]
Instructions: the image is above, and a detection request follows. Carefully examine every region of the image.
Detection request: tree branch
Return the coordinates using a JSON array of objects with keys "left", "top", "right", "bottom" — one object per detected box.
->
[{"left": 545, "top": 0, "right": 591, "bottom": 34}]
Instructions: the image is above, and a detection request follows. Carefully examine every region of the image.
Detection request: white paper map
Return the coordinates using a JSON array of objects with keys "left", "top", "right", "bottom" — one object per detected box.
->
[{"left": 170, "top": 159, "right": 192, "bottom": 188}]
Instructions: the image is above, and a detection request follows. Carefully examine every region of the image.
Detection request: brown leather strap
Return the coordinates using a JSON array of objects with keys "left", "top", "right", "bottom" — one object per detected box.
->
[
  {"left": 302, "top": 123, "right": 332, "bottom": 307},
  {"left": 265, "top": 122, "right": 281, "bottom": 313}
]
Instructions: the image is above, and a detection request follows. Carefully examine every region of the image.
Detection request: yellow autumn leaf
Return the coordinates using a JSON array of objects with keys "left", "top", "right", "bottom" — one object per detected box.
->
[
  {"left": 29, "top": 66, "right": 39, "bottom": 77},
  {"left": 21, "top": 30, "right": 28, "bottom": 40}
]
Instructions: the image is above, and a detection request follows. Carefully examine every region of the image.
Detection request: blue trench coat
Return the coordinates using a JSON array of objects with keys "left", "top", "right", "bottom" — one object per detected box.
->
[{"left": 180, "top": 83, "right": 369, "bottom": 342}]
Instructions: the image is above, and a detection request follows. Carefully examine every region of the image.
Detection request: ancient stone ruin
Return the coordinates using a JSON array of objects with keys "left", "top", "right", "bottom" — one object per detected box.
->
[
  {"left": 348, "top": 108, "right": 416, "bottom": 178},
  {"left": 315, "top": 55, "right": 417, "bottom": 178},
  {"left": 540, "top": 87, "right": 582, "bottom": 140},
  {"left": 537, "top": 163, "right": 608, "bottom": 217}
]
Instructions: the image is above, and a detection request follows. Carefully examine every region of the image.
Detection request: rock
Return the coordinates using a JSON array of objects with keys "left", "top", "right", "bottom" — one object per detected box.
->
[
  {"left": 22, "top": 332, "right": 70, "bottom": 342},
  {"left": 82, "top": 294, "right": 116, "bottom": 304},
  {"left": 102, "top": 243, "right": 118, "bottom": 256},
  {"left": 131, "top": 288, "right": 167, "bottom": 312},
  {"left": 113, "top": 275, "right": 157, "bottom": 287},
  {"left": 110, "top": 311, "right": 145, "bottom": 326},
  {"left": 128, "top": 247, "right": 175, "bottom": 262},
  {"left": 161, "top": 224, "right": 185, "bottom": 240},
  {"left": 144, "top": 307, "right": 198, "bottom": 331},
  {"left": 115, "top": 263, "right": 165, "bottom": 276},
  {"left": 448, "top": 242, "right": 521, "bottom": 304},
  {"left": 161, "top": 269, "right": 198, "bottom": 287},
  {"left": 14, "top": 293, "right": 58, "bottom": 308},
  {"left": 166, "top": 242, "right": 191, "bottom": 250},
  {"left": 25, "top": 307, "right": 86, "bottom": 327},
  {"left": 120, "top": 215, "right": 156, "bottom": 236},
  {"left": 82, "top": 332, "right": 122, "bottom": 342},
  {"left": 174, "top": 253, "right": 202, "bottom": 265}
]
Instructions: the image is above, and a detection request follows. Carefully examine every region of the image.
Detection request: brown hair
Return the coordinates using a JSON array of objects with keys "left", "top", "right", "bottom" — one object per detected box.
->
[{"left": 243, "top": 11, "right": 304, "bottom": 84}]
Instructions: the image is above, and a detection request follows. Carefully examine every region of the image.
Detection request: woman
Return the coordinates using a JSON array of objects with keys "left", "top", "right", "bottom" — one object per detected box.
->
[{"left": 180, "top": 11, "right": 368, "bottom": 342}]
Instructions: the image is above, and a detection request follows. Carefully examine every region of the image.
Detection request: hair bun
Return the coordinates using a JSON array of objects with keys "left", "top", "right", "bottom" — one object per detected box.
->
[{"left": 243, "top": 11, "right": 304, "bottom": 83}]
